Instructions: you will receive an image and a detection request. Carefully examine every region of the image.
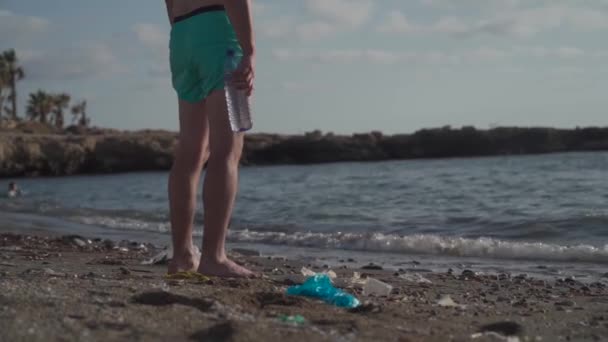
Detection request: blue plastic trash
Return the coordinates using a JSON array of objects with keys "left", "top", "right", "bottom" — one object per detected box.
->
[{"left": 286, "top": 274, "right": 360, "bottom": 308}]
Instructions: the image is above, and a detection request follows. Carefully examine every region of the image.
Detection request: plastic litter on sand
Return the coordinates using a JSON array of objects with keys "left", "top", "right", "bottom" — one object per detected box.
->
[
  {"left": 399, "top": 273, "right": 432, "bottom": 284},
  {"left": 142, "top": 246, "right": 201, "bottom": 265},
  {"left": 471, "top": 332, "right": 521, "bottom": 342},
  {"left": 350, "top": 272, "right": 367, "bottom": 286},
  {"left": 437, "top": 295, "right": 466, "bottom": 309},
  {"left": 363, "top": 277, "right": 393, "bottom": 297},
  {"left": 300, "top": 267, "right": 337, "bottom": 279},
  {"left": 278, "top": 314, "right": 306, "bottom": 325},
  {"left": 287, "top": 274, "right": 360, "bottom": 308}
]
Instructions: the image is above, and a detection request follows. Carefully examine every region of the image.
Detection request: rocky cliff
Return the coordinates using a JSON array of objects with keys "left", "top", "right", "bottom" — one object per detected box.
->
[{"left": 1, "top": 126, "right": 608, "bottom": 177}]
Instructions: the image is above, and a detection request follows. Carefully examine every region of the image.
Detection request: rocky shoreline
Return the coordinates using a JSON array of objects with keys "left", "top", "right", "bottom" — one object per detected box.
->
[
  {"left": 1, "top": 125, "right": 608, "bottom": 177},
  {"left": 0, "top": 232, "right": 607, "bottom": 341}
]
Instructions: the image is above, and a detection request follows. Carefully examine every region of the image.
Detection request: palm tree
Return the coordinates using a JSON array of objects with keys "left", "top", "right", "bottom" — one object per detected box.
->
[
  {"left": 26, "top": 90, "right": 53, "bottom": 123},
  {"left": 2, "top": 50, "right": 25, "bottom": 120},
  {"left": 51, "top": 93, "right": 70, "bottom": 128},
  {"left": 71, "top": 100, "right": 89, "bottom": 127},
  {"left": 0, "top": 54, "right": 8, "bottom": 119}
]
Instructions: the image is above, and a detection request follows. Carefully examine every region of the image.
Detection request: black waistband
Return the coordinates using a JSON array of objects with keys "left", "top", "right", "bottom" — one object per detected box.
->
[{"left": 173, "top": 5, "right": 225, "bottom": 24}]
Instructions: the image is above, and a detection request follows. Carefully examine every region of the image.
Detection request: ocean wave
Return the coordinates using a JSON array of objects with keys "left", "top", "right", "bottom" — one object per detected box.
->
[
  {"left": 10, "top": 211, "right": 608, "bottom": 265},
  {"left": 71, "top": 215, "right": 171, "bottom": 233},
  {"left": 228, "top": 230, "right": 608, "bottom": 264}
]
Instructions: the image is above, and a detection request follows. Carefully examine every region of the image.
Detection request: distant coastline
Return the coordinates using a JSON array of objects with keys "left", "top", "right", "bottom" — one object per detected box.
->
[{"left": 1, "top": 121, "right": 608, "bottom": 177}]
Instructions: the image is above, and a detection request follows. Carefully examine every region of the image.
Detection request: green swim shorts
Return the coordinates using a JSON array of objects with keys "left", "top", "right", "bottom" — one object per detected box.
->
[{"left": 169, "top": 5, "right": 242, "bottom": 102}]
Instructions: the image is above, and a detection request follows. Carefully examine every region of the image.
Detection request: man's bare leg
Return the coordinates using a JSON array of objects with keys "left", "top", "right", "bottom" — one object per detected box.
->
[
  {"left": 168, "top": 98, "right": 209, "bottom": 274},
  {"left": 197, "top": 89, "right": 253, "bottom": 278}
]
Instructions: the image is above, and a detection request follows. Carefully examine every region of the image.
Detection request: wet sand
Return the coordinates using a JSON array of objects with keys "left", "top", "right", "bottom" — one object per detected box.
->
[{"left": 0, "top": 232, "right": 607, "bottom": 342}]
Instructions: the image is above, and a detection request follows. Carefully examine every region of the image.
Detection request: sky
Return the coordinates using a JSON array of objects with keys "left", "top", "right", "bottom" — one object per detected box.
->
[{"left": 2, "top": 0, "right": 608, "bottom": 134}]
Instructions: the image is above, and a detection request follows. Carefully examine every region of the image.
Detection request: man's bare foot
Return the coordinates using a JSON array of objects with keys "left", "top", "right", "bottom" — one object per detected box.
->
[
  {"left": 198, "top": 257, "right": 256, "bottom": 278},
  {"left": 168, "top": 251, "right": 199, "bottom": 274}
]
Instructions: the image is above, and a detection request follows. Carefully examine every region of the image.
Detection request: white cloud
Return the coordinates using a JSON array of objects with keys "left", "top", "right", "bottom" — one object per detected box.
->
[
  {"left": 421, "top": 0, "right": 608, "bottom": 11},
  {"left": 273, "top": 46, "right": 602, "bottom": 65},
  {"left": 257, "top": 0, "right": 373, "bottom": 41},
  {"left": 380, "top": 5, "right": 608, "bottom": 37},
  {"left": 273, "top": 49, "right": 424, "bottom": 65},
  {"left": 0, "top": 10, "right": 127, "bottom": 80},
  {"left": 305, "top": 0, "right": 373, "bottom": 28},
  {"left": 512, "top": 46, "right": 586, "bottom": 59},
  {"left": 550, "top": 66, "right": 585, "bottom": 75},
  {"left": 133, "top": 24, "right": 168, "bottom": 51},
  {"left": 260, "top": 18, "right": 339, "bottom": 41},
  {"left": 133, "top": 24, "right": 170, "bottom": 77},
  {"left": 470, "top": 6, "right": 608, "bottom": 37},
  {"left": 553, "top": 47, "right": 586, "bottom": 58},
  {"left": 432, "top": 17, "right": 470, "bottom": 35},
  {"left": 377, "top": 11, "right": 415, "bottom": 33},
  {"left": 466, "top": 47, "right": 509, "bottom": 62},
  {"left": 296, "top": 21, "right": 337, "bottom": 40},
  {"left": 420, "top": 0, "right": 525, "bottom": 10},
  {"left": 259, "top": 17, "right": 294, "bottom": 39},
  {"left": 146, "top": 63, "right": 170, "bottom": 78},
  {"left": 281, "top": 81, "right": 319, "bottom": 92},
  {"left": 0, "top": 10, "right": 50, "bottom": 44},
  {"left": 593, "top": 50, "right": 608, "bottom": 58},
  {"left": 253, "top": 2, "right": 267, "bottom": 16},
  {"left": 21, "top": 43, "right": 124, "bottom": 80},
  {"left": 365, "top": 50, "right": 403, "bottom": 64}
]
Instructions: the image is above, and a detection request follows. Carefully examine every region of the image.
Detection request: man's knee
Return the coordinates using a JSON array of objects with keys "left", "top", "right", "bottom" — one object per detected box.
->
[
  {"left": 209, "top": 142, "right": 243, "bottom": 168},
  {"left": 173, "top": 145, "right": 209, "bottom": 174}
]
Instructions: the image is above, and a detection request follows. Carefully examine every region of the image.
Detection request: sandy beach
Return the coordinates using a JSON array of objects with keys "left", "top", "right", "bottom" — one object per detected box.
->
[{"left": 0, "top": 232, "right": 607, "bottom": 342}]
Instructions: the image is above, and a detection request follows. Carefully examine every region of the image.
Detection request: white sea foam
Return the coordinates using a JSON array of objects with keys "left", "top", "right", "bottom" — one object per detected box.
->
[
  {"left": 228, "top": 230, "right": 608, "bottom": 264},
  {"left": 72, "top": 216, "right": 171, "bottom": 233},
  {"left": 67, "top": 215, "right": 608, "bottom": 264}
]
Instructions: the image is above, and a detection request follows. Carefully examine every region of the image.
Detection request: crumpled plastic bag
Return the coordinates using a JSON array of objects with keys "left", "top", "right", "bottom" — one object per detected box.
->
[
  {"left": 399, "top": 273, "right": 432, "bottom": 284},
  {"left": 141, "top": 246, "right": 201, "bottom": 265},
  {"left": 286, "top": 274, "right": 360, "bottom": 308},
  {"left": 301, "top": 267, "right": 337, "bottom": 279}
]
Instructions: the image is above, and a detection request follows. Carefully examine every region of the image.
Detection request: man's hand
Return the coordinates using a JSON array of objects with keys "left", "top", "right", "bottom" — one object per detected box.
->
[{"left": 232, "top": 53, "right": 255, "bottom": 97}]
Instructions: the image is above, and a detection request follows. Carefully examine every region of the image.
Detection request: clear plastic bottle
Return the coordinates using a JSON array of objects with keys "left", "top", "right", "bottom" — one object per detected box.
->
[{"left": 224, "top": 49, "right": 253, "bottom": 132}]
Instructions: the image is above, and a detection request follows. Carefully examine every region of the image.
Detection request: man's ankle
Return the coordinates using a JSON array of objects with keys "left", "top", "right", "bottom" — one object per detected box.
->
[
  {"left": 173, "top": 244, "right": 198, "bottom": 260},
  {"left": 201, "top": 252, "right": 227, "bottom": 264}
]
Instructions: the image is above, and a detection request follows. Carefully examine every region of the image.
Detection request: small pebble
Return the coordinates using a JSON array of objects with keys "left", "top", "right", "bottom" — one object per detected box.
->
[
  {"left": 513, "top": 299, "right": 527, "bottom": 307},
  {"left": 497, "top": 273, "right": 510, "bottom": 281},
  {"left": 479, "top": 321, "right": 524, "bottom": 336},
  {"left": 555, "top": 300, "right": 576, "bottom": 307},
  {"left": 73, "top": 238, "right": 87, "bottom": 248},
  {"left": 361, "top": 263, "right": 383, "bottom": 270},
  {"left": 460, "top": 270, "right": 476, "bottom": 279}
]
